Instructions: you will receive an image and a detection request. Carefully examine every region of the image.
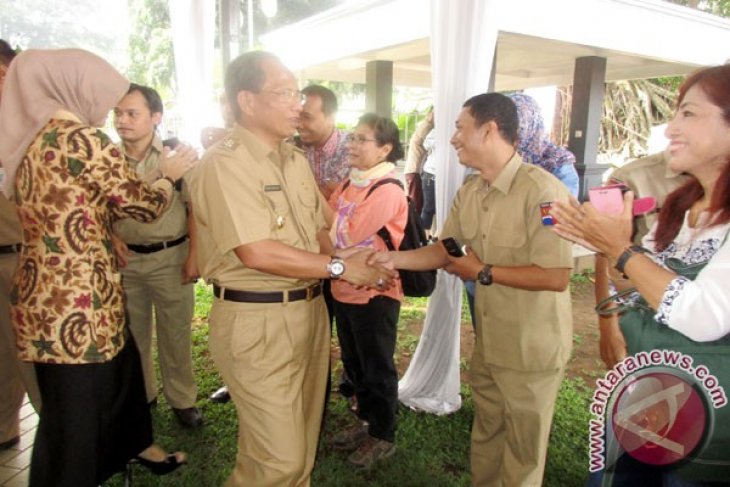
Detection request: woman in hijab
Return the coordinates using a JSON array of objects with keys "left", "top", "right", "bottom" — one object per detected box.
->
[
  {"left": 509, "top": 92, "right": 580, "bottom": 197},
  {"left": 0, "top": 48, "right": 195, "bottom": 486}
]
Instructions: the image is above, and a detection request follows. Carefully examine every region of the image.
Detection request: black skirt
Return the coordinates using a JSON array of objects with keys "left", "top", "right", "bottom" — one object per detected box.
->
[{"left": 30, "top": 335, "right": 153, "bottom": 487}]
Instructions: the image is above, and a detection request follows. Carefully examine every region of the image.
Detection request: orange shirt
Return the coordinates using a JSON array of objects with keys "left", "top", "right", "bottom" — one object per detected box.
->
[{"left": 329, "top": 174, "right": 408, "bottom": 304}]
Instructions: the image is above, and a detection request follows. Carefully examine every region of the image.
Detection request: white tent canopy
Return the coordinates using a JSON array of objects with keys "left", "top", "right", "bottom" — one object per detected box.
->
[{"left": 262, "top": 0, "right": 730, "bottom": 90}]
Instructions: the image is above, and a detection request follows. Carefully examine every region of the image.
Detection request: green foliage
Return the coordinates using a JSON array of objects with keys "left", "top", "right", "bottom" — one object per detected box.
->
[
  {"left": 126, "top": 0, "right": 176, "bottom": 99},
  {"left": 0, "top": 0, "right": 123, "bottom": 63},
  {"left": 666, "top": 0, "right": 730, "bottom": 17}
]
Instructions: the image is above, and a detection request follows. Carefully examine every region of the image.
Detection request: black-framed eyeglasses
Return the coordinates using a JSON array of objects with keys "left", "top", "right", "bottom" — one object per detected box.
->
[
  {"left": 260, "top": 89, "right": 304, "bottom": 103},
  {"left": 346, "top": 133, "right": 377, "bottom": 144}
]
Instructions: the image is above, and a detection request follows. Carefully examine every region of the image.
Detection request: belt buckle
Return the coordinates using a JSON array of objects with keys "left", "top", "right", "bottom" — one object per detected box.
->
[{"left": 306, "top": 285, "right": 314, "bottom": 302}]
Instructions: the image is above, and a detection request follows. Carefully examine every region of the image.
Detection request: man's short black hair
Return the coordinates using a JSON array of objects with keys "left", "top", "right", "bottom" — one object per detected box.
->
[
  {"left": 463, "top": 93, "right": 519, "bottom": 145},
  {"left": 302, "top": 84, "right": 338, "bottom": 116},
  {"left": 224, "top": 51, "right": 279, "bottom": 122},
  {"left": 128, "top": 83, "right": 163, "bottom": 114}
]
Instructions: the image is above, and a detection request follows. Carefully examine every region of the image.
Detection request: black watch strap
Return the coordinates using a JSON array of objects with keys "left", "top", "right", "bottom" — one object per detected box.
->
[
  {"left": 477, "top": 264, "right": 493, "bottom": 286},
  {"left": 614, "top": 245, "right": 650, "bottom": 278}
]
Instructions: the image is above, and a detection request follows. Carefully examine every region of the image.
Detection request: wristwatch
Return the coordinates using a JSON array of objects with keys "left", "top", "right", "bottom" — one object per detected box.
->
[
  {"left": 477, "top": 264, "right": 493, "bottom": 286},
  {"left": 614, "top": 245, "right": 650, "bottom": 278},
  {"left": 327, "top": 257, "right": 346, "bottom": 279}
]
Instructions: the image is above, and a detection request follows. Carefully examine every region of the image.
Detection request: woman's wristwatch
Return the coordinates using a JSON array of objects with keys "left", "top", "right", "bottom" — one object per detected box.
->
[{"left": 613, "top": 245, "right": 650, "bottom": 278}]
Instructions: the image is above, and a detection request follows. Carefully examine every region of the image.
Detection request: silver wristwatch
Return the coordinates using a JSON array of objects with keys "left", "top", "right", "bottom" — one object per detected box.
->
[{"left": 327, "top": 257, "right": 346, "bottom": 279}]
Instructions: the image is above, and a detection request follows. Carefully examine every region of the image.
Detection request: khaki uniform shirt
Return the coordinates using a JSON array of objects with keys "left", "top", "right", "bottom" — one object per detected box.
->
[
  {"left": 441, "top": 153, "right": 573, "bottom": 371},
  {"left": 609, "top": 151, "right": 690, "bottom": 243},
  {"left": 0, "top": 194, "right": 21, "bottom": 246},
  {"left": 187, "top": 125, "right": 325, "bottom": 291},
  {"left": 113, "top": 135, "right": 188, "bottom": 244}
]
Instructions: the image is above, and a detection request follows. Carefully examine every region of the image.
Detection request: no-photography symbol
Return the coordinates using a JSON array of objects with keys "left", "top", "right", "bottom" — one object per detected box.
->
[{"left": 611, "top": 369, "right": 710, "bottom": 466}]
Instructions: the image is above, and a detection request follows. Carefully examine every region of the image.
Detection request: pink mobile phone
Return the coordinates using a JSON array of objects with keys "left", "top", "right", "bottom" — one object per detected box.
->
[{"left": 588, "top": 186, "right": 624, "bottom": 215}]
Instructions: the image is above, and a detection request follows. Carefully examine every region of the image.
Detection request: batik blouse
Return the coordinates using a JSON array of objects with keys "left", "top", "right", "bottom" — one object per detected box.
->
[{"left": 11, "top": 119, "right": 170, "bottom": 364}]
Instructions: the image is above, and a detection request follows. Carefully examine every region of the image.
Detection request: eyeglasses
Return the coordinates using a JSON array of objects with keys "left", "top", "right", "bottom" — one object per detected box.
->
[
  {"left": 346, "top": 134, "right": 377, "bottom": 145},
  {"left": 260, "top": 89, "right": 304, "bottom": 103}
]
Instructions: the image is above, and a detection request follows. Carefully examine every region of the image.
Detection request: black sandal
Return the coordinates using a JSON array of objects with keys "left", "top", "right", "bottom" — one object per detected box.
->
[{"left": 132, "top": 453, "right": 187, "bottom": 475}]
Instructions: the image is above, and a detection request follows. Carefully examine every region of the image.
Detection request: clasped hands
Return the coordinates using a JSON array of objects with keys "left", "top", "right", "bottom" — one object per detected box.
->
[{"left": 336, "top": 247, "right": 397, "bottom": 290}]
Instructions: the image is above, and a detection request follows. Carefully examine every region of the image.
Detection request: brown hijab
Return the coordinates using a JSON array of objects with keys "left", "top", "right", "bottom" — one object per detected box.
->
[{"left": 0, "top": 48, "right": 129, "bottom": 196}]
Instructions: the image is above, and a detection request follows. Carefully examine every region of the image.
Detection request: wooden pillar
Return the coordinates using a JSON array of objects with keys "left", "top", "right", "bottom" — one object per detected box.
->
[
  {"left": 366, "top": 60, "right": 394, "bottom": 119},
  {"left": 568, "top": 56, "right": 606, "bottom": 201}
]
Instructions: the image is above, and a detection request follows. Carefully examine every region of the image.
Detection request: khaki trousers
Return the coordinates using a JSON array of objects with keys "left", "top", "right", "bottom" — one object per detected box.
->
[
  {"left": 209, "top": 294, "right": 330, "bottom": 487},
  {"left": 0, "top": 253, "right": 40, "bottom": 443},
  {"left": 470, "top": 349, "right": 565, "bottom": 487},
  {"left": 122, "top": 243, "right": 196, "bottom": 407}
]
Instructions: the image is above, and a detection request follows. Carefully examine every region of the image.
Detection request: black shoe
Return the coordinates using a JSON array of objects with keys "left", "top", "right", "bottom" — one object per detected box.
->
[
  {"left": 209, "top": 386, "right": 230, "bottom": 404},
  {"left": 0, "top": 436, "right": 19, "bottom": 451},
  {"left": 133, "top": 453, "right": 187, "bottom": 475},
  {"left": 172, "top": 407, "right": 204, "bottom": 428}
]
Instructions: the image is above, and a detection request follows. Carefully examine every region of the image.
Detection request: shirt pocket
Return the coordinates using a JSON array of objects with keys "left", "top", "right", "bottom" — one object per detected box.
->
[
  {"left": 485, "top": 224, "right": 527, "bottom": 266},
  {"left": 295, "top": 183, "right": 322, "bottom": 242}
]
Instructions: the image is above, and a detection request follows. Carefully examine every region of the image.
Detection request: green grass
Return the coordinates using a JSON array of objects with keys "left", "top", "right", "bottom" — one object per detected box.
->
[{"left": 105, "top": 283, "right": 593, "bottom": 486}]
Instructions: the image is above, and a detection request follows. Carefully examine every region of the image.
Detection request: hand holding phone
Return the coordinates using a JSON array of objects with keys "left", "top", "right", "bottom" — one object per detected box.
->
[{"left": 441, "top": 237, "right": 466, "bottom": 257}]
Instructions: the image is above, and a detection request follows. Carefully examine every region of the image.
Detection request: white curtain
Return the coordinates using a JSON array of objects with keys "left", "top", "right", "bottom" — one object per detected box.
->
[
  {"left": 168, "top": 0, "right": 216, "bottom": 145},
  {"left": 398, "top": 0, "right": 498, "bottom": 415}
]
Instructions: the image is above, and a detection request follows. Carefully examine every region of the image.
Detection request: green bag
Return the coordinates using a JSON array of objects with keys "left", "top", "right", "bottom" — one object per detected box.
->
[{"left": 615, "top": 257, "right": 730, "bottom": 482}]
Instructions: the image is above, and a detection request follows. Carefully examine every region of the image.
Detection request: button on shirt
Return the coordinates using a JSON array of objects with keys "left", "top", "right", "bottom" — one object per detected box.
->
[{"left": 440, "top": 153, "right": 574, "bottom": 371}]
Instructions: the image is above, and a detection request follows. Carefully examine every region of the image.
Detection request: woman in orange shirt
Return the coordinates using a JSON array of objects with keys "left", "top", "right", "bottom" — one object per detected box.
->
[{"left": 327, "top": 113, "right": 408, "bottom": 470}]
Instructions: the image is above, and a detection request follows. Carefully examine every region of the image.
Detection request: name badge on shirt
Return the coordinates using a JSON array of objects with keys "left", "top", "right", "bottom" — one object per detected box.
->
[{"left": 264, "top": 184, "right": 282, "bottom": 192}]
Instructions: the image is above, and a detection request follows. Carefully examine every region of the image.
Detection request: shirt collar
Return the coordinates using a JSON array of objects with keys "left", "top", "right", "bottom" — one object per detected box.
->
[
  {"left": 122, "top": 133, "right": 163, "bottom": 163},
  {"left": 488, "top": 152, "right": 524, "bottom": 194},
  {"left": 233, "top": 124, "right": 296, "bottom": 165}
]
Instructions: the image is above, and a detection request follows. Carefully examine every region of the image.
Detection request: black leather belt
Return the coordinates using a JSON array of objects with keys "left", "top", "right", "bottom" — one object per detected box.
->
[
  {"left": 213, "top": 283, "right": 322, "bottom": 303},
  {"left": 0, "top": 243, "right": 22, "bottom": 254},
  {"left": 127, "top": 235, "right": 187, "bottom": 254}
]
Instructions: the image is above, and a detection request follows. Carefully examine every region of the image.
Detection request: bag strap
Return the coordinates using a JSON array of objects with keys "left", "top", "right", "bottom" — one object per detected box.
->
[{"left": 365, "top": 178, "right": 404, "bottom": 252}]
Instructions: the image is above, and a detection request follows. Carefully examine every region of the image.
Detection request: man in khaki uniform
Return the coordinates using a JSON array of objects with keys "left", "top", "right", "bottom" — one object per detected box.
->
[
  {"left": 186, "top": 51, "right": 392, "bottom": 487},
  {"left": 112, "top": 84, "right": 202, "bottom": 427},
  {"left": 0, "top": 195, "right": 41, "bottom": 450},
  {"left": 384, "top": 93, "right": 573, "bottom": 486}
]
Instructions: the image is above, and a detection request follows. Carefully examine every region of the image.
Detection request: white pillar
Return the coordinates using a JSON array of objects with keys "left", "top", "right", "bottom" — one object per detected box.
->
[{"left": 168, "top": 0, "right": 216, "bottom": 145}]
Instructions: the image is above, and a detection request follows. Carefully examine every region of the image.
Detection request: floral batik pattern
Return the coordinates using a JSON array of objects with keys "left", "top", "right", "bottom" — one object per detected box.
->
[{"left": 11, "top": 119, "right": 169, "bottom": 364}]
